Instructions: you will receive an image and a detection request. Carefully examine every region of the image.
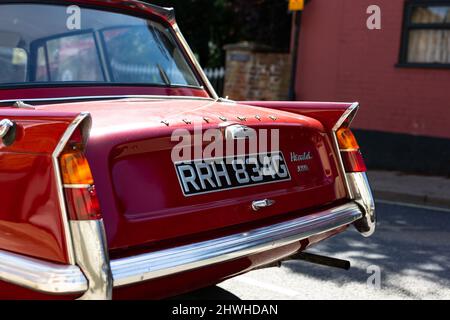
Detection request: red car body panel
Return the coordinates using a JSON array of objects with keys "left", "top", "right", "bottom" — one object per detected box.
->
[
  {"left": 31, "top": 99, "right": 349, "bottom": 254},
  {"left": 0, "top": 98, "right": 353, "bottom": 299},
  {"left": 0, "top": 110, "right": 85, "bottom": 263}
]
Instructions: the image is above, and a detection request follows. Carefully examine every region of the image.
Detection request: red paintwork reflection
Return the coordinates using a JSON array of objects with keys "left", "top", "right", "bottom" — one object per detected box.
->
[{"left": 0, "top": 111, "right": 81, "bottom": 263}]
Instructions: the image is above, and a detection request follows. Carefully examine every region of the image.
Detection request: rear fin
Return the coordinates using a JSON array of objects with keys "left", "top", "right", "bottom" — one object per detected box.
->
[
  {"left": 333, "top": 104, "right": 367, "bottom": 173},
  {"left": 239, "top": 101, "right": 356, "bottom": 131},
  {"left": 241, "top": 101, "right": 367, "bottom": 197},
  {"left": 58, "top": 119, "right": 102, "bottom": 221}
]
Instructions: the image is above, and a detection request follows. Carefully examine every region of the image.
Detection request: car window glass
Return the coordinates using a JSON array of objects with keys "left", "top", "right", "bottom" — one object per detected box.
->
[
  {"left": 0, "top": 3, "right": 201, "bottom": 88},
  {"left": 45, "top": 33, "right": 104, "bottom": 82},
  {"left": 0, "top": 46, "right": 27, "bottom": 83},
  {"left": 103, "top": 25, "right": 198, "bottom": 86}
]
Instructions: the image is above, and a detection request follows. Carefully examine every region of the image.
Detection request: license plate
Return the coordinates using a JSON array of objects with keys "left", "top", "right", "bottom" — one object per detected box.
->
[{"left": 175, "top": 152, "right": 291, "bottom": 196}]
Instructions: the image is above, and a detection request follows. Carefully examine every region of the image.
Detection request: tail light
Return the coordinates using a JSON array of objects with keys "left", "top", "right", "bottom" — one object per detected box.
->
[
  {"left": 333, "top": 104, "right": 375, "bottom": 237},
  {"left": 336, "top": 127, "right": 367, "bottom": 172},
  {"left": 59, "top": 129, "right": 101, "bottom": 221},
  {"left": 335, "top": 109, "right": 367, "bottom": 173}
]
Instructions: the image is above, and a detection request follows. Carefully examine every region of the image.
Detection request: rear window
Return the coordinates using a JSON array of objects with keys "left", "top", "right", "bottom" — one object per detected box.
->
[{"left": 0, "top": 3, "right": 200, "bottom": 88}]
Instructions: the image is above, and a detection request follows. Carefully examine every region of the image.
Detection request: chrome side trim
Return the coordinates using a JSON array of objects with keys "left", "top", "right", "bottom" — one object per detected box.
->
[
  {"left": 63, "top": 184, "right": 92, "bottom": 189},
  {"left": 0, "top": 95, "right": 214, "bottom": 104},
  {"left": 332, "top": 102, "right": 360, "bottom": 132},
  {"left": 71, "top": 220, "right": 112, "bottom": 300},
  {"left": 173, "top": 23, "right": 219, "bottom": 100},
  {"left": 347, "top": 172, "right": 376, "bottom": 237},
  {"left": 111, "top": 202, "right": 363, "bottom": 287},
  {"left": 52, "top": 112, "right": 91, "bottom": 265},
  {"left": 0, "top": 250, "right": 87, "bottom": 294},
  {"left": 331, "top": 102, "right": 360, "bottom": 198}
]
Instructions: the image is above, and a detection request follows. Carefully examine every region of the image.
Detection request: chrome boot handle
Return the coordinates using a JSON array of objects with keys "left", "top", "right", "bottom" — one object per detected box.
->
[
  {"left": 252, "top": 199, "right": 275, "bottom": 211},
  {"left": 0, "top": 119, "right": 14, "bottom": 138}
]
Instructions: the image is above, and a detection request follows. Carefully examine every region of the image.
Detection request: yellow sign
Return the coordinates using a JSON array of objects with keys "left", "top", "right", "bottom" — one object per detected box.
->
[{"left": 289, "top": 0, "right": 304, "bottom": 11}]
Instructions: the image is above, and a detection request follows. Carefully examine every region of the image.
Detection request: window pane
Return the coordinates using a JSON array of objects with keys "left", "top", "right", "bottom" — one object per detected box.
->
[
  {"left": 411, "top": 6, "right": 450, "bottom": 24},
  {"left": 0, "top": 47, "right": 27, "bottom": 83},
  {"left": 407, "top": 30, "right": 450, "bottom": 63},
  {"left": 103, "top": 25, "right": 199, "bottom": 86},
  {"left": 46, "top": 33, "right": 104, "bottom": 82}
]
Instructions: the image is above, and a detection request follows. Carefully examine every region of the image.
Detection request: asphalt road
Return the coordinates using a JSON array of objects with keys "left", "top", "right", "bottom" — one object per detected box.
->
[{"left": 183, "top": 202, "right": 450, "bottom": 300}]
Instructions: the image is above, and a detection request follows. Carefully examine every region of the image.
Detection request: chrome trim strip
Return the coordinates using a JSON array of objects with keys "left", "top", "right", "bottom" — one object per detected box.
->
[
  {"left": 332, "top": 102, "right": 360, "bottom": 132},
  {"left": 111, "top": 202, "right": 363, "bottom": 287},
  {"left": 0, "top": 95, "right": 214, "bottom": 104},
  {"left": 0, "top": 250, "right": 87, "bottom": 294},
  {"left": 63, "top": 184, "right": 92, "bottom": 189},
  {"left": 71, "top": 220, "right": 112, "bottom": 300},
  {"left": 173, "top": 23, "right": 219, "bottom": 100},
  {"left": 331, "top": 102, "right": 360, "bottom": 198},
  {"left": 52, "top": 112, "right": 91, "bottom": 265}
]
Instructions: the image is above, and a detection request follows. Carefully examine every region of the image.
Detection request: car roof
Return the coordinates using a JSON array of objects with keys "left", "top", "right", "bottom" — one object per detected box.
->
[{"left": 13, "top": 0, "right": 176, "bottom": 24}]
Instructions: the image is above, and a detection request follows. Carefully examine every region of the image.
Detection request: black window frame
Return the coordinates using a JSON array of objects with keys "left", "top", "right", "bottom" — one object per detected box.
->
[{"left": 398, "top": 0, "right": 450, "bottom": 69}]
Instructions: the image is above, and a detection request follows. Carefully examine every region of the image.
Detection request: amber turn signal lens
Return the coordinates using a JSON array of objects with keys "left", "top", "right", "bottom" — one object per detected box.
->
[
  {"left": 336, "top": 127, "right": 359, "bottom": 151},
  {"left": 60, "top": 151, "right": 94, "bottom": 185}
]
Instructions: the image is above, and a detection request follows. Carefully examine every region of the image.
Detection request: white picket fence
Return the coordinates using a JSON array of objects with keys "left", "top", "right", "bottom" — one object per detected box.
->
[
  {"left": 108, "top": 60, "right": 225, "bottom": 95},
  {"left": 204, "top": 67, "right": 225, "bottom": 96}
]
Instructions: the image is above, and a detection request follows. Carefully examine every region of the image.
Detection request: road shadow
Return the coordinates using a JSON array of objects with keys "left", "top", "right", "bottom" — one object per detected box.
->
[
  {"left": 283, "top": 202, "right": 450, "bottom": 299},
  {"left": 169, "top": 286, "right": 241, "bottom": 300}
]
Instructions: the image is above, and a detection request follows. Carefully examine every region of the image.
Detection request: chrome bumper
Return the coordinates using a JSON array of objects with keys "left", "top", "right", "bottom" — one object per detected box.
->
[
  {"left": 0, "top": 250, "right": 87, "bottom": 294},
  {"left": 0, "top": 202, "right": 364, "bottom": 297},
  {"left": 111, "top": 202, "right": 363, "bottom": 287},
  {"left": 347, "top": 172, "right": 376, "bottom": 237}
]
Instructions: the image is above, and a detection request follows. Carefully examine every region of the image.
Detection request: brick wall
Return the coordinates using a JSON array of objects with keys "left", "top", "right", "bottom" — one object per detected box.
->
[
  {"left": 295, "top": 0, "right": 450, "bottom": 139},
  {"left": 223, "top": 42, "right": 291, "bottom": 101}
]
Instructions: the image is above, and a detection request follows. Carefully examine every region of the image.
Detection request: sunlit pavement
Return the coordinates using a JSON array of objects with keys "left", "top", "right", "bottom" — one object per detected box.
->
[{"left": 185, "top": 202, "right": 450, "bottom": 300}]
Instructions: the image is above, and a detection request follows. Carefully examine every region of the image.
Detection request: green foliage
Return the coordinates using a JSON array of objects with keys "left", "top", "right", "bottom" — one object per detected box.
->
[{"left": 147, "top": 0, "right": 292, "bottom": 67}]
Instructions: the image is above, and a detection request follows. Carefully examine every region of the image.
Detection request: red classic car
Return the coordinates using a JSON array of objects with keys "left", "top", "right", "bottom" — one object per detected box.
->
[{"left": 0, "top": 0, "right": 375, "bottom": 300}]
